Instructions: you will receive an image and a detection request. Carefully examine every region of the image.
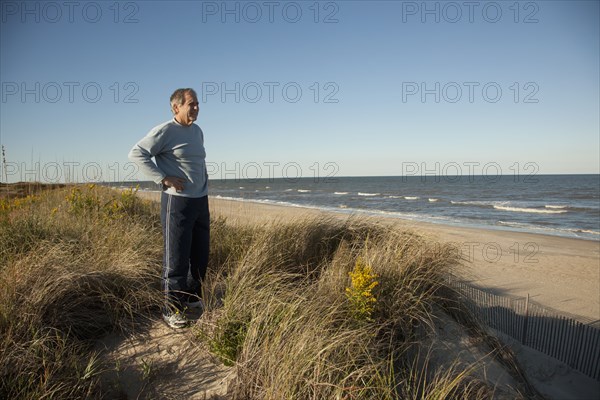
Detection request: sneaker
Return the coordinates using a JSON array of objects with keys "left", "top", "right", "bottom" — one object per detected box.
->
[
  {"left": 184, "top": 298, "right": 204, "bottom": 310},
  {"left": 163, "top": 312, "right": 188, "bottom": 329}
]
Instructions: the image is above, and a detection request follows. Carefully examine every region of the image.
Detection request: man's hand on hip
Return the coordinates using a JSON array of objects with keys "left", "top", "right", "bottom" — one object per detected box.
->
[{"left": 162, "top": 176, "right": 186, "bottom": 192}]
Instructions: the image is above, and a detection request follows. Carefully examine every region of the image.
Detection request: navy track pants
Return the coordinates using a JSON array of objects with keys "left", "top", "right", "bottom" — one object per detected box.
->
[{"left": 160, "top": 193, "right": 210, "bottom": 314}]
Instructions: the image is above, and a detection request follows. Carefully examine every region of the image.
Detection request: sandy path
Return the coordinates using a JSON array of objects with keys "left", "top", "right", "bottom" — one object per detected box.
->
[{"left": 97, "top": 316, "right": 234, "bottom": 399}]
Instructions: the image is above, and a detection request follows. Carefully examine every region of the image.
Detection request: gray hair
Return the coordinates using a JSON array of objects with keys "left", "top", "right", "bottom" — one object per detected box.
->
[{"left": 170, "top": 88, "right": 197, "bottom": 114}]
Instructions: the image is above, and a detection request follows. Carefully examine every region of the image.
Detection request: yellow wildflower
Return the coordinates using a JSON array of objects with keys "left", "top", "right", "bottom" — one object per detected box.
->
[{"left": 346, "top": 257, "right": 379, "bottom": 322}]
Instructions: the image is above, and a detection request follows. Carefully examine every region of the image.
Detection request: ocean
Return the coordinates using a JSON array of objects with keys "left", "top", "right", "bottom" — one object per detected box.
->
[{"left": 121, "top": 175, "right": 600, "bottom": 241}]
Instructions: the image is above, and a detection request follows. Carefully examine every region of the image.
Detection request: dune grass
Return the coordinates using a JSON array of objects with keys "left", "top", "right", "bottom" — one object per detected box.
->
[
  {"left": 196, "top": 215, "right": 527, "bottom": 399},
  {"left": 1, "top": 184, "right": 533, "bottom": 399},
  {"left": 0, "top": 184, "right": 163, "bottom": 399}
]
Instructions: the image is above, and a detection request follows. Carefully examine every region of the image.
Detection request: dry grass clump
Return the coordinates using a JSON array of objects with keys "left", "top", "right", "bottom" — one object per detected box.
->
[
  {"left": 0, "top": 184, "right": 163, "bottom": 399},
  {"left": 196, "top": 217, "right": 511, "bottom": 399}
]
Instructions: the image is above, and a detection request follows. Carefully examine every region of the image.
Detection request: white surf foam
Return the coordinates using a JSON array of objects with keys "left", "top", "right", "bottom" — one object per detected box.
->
[
  {"left": 494, "top": 205, "right": 567, "bottom": 214},
  {"left": 358, "top": 192, "right": 379, "bottom": 196}
]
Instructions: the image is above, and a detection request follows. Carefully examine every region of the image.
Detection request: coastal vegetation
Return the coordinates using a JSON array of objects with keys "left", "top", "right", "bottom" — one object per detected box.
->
[
  {"left": 1, "top": 183, "right": 162, "bottom": 398},
  {"left": 0, "top": 183, "right": 534, "bottom": 399}
]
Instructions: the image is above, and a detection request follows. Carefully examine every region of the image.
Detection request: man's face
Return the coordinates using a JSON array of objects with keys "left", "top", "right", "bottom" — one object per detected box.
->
[{"left": 174, "top": 92, "right": 199, "bottom": 126}]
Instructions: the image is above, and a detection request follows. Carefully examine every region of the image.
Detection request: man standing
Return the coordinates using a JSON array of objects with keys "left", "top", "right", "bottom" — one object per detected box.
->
[{"left": 128, "top": 88, "right": 209, "bottom": 329}]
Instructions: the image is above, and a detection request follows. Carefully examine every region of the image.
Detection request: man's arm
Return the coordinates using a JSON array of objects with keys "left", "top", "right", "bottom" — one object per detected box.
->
[
  {"left": 128, "top": 128, "right": 188, "bottom": 191},
  {"left": 128, "top": 139, "right": 167, "bottom": 185}
]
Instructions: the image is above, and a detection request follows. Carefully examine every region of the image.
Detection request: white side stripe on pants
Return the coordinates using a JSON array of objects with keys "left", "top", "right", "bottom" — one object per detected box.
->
[{"left": 164, "top": 194, "right": 172, "bottom": 310}]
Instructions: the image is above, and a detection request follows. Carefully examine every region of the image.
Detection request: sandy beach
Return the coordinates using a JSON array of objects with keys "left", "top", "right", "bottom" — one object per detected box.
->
[{"left": 183, "top": 195, "right": 599, "bottom": 323}]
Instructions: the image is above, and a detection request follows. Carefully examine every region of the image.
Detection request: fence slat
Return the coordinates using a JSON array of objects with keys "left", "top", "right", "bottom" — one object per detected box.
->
[
  {"left": 580, "top": 326, "right": 592, "bottom": 374},
  {"left": 592, "top": 329, "right": 600, "bottom": 380},
  {"left": 553, "top": 317, "right": 564, "bottom": 360},
  {"left": 563, "top": 318, "right": 575, "bottom": 366},
  {"left": 583, "top": 326, "right": 600, "bottom": 378},
  {"left": 557, "top": 317, "right": 568, "bottom": 362},
  {"left": 570, "top": 318, "right": 579, "bottom": 367},
  {"left": 521, "top": 294, "right": 530, "bottom": 345}
]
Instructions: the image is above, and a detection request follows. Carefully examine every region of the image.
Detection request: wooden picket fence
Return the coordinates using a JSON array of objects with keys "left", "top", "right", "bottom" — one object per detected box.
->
[{"left": 447, "top": 278, "right": 600, "bottom": 381}]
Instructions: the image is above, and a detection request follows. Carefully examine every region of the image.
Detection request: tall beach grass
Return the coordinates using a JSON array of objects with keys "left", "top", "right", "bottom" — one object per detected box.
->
[
  {"left": 1, "top": 184, "right": 163, "bottom": 398},
  {"left": 198, "top": 213, "right": 535, "bottom": 399},
  {"left": 0, "top": 184, "right": 536, "bottom": 399}
]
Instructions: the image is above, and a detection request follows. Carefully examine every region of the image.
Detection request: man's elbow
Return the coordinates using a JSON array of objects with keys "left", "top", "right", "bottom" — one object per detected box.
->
[{"left": 128, "top": 146, "right": 140, "bottom": 162}]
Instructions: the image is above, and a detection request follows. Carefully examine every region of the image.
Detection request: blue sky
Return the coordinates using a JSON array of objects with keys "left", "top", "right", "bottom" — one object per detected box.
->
[{"left": 1, "top": 0, "right": 598, "bottom": 183}]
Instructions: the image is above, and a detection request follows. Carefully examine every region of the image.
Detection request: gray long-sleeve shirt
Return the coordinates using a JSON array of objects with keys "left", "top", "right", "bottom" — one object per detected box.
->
[{"left": 128, "top": 118, "right": 208, "bottom": 198}]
